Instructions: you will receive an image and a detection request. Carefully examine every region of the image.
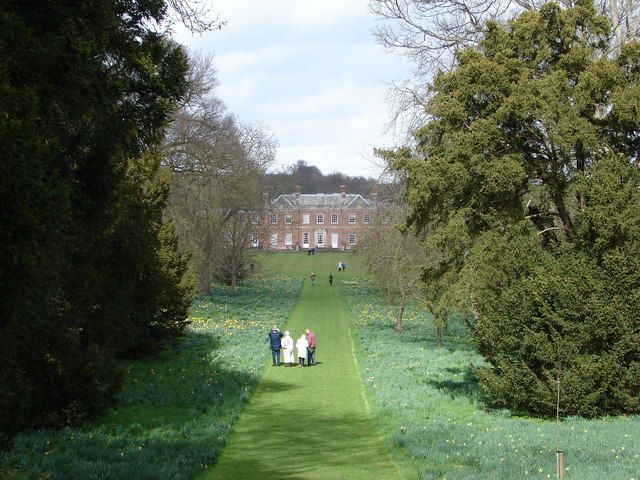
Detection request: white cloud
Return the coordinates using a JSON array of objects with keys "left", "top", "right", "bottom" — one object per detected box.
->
[{"left": 173, "top": 0, "right": 412, "bottom": 179}]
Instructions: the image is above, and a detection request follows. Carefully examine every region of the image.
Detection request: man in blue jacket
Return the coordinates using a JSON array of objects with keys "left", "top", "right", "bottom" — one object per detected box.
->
[{"left": 268, "top": 326, "right": 283, "bottom": 366}]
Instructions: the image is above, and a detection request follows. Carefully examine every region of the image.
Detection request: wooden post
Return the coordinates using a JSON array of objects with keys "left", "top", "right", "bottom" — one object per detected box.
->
[{"left": 556, "top": 450, "right": 564, "bottom": 480}]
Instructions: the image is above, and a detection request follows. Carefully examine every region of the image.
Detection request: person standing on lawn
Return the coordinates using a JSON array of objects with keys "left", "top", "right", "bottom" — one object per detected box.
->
[
  {"left": 310, "top": 272, "right": 316, "bottom": 286},
  {"left": 281, "top": 330, "right": 294, "bottom": 367},
  {"left": 296, "top": 334, "right": 308, "bottom": 368},
  {"left": 306, "top": 329, "right": 317, "bottom": 366},
  {"left": 329, "top": 273, "right": 333, "bottom": 286},
  {"left": 268, "top": 326, "right": 283, "bottom": 366}
]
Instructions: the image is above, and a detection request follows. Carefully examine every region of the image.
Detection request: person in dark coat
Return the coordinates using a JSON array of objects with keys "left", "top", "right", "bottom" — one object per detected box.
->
[
  {"left": 268, "top": 326, "right": 283, "bottom": 366},
  {"left": 329, "top": 273, "right": 333, "bottom": 286}
]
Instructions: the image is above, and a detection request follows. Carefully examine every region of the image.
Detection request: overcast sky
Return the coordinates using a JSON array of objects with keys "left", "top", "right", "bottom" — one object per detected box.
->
[{"left": 173, "top": 0, "right": 412, "bottom": 178}]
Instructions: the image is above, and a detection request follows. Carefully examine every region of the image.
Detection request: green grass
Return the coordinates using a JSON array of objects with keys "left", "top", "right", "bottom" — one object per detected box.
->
[
  {"left": 5, "top": 251, "right": 636, "bottom": 479},
  {"left": 0, "top": 274, "right": 302, "bottom": 480},
  {"left": 198, "top": 252, "right": 404, "bottom": 480},
  {"left": 341, "top": 276, "right": 640, "bottom": 480}
]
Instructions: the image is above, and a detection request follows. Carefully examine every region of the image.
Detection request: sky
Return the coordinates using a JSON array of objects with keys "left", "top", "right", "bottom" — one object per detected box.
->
[{"left": 173, "top": 0, "right": 412, "bottom": 178}]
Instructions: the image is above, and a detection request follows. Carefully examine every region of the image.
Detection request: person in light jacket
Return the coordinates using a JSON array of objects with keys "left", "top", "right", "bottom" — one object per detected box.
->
[
  {"left": 281, "top": 331, "right": 294, "bottom": 367},
  {"left": 296, "top": 334, "right": 308, "bottom": 368}
]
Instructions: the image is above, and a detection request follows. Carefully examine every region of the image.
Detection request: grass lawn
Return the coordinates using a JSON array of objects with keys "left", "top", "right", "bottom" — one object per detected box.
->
[
  {"left": 341, "top": 269, "right": 640, "bottom": 480},
  {"left": 0, "top": 273, "right": 302, "bottom": 480},
  {"left": 198, "top": 251, "right": 405, "bottom": 480},
  {"left": 4, "top": 251, "right": 637, "bottom": 480}
]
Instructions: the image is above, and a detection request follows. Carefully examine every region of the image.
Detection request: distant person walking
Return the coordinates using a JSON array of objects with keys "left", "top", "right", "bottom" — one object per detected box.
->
[
  {"left": 281, "top": 331, "right": 294, "bottom": 367},
  {"left": 310, "top": 272, "right": 316, "bottom": 286},
  {"left": 296, "top": 334, "right": 308, "bottom": 367},
  {"left": 306, "top": 329, "right": 317, "bottom": 366},
  {"left": 329, "top": 273, "right": 333, "bottom": 286},
  {"left": 268, "top": 326, "right": 283, "bottom": 366}
]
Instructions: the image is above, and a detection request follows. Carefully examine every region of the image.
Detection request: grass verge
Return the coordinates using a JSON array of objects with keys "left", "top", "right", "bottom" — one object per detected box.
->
[
  {"left": 342, "top": 278, "right": 640, "bottom": 480},
  {"left": 0, "top": 274, "right": 302, "bottom": 480}
]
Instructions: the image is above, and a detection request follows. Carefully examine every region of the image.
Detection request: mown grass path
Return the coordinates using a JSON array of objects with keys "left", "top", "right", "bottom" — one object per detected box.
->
[{"left": 199, "top": 252, "right": 403, "bottom": 480}]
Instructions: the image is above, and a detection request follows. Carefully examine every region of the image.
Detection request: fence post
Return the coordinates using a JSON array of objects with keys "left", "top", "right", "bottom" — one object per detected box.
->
[{"left": 556, "top": 450, "right": 564, "bottom": 479}]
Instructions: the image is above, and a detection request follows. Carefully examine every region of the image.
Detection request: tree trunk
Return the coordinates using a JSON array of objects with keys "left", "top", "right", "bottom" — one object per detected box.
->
[
  {"left": 575, "top": 140, "right": 587, "bottom": 210},
  {"left": 198, "top": 256, "right": 211, "bottom": 293},
  {"left": 435, "top": 323, "right": 443, "bottom": 348},
  {"left": 394, "top": 296, "right": 405, "bottom": 333},
  {"left": 553, "top": 190, "right": 575, "bottom": 241},
  {"left": 230, "top": 270, "right": 237, "bottom": 291}
]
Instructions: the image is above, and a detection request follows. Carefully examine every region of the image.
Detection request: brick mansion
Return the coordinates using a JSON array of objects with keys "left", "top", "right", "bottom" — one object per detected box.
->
[{"left": 256, "top": 185, "right": 379, "bottom": 250}]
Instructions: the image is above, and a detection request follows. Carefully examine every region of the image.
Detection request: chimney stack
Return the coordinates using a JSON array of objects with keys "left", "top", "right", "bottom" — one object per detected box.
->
[
  {"left": 341, "top": 184, "right": 346, "bottom": 200},
  {"left": 372, "top": 185, "right": 379, "bottom": 206},
  {"left": 263, "top": 188, "right": 270, "bottom": 207},
  {"left": 294, "top": 185, "right": 301, "bottom": 199}
]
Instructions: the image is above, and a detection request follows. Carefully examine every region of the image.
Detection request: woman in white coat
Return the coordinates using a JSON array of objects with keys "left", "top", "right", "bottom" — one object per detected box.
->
[
  {"left": 295, "top": 334, "right": 308, "bottom": 368},
  {"left": 281, "top": 331, "right": 294, "bottom": 366}
]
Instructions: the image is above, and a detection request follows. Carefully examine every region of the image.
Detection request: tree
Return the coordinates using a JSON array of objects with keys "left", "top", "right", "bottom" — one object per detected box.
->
[
  {"left": 263, "top": 160, "right": 379, "bottom": 195},
  {"left": 164, "top": 54, "right": 276, "bottom": 292},
  {"left": 390, "top": 1, "right": 640, "bottom": 416},
  {"left": 359, "top": 204, "right": 426, "bottom": 335},
  {"left": 370, "top": 0, "right": 640, "bottom": 130},
  {"left": 0, "top": 0, "right": 194, "bottom": 444}
]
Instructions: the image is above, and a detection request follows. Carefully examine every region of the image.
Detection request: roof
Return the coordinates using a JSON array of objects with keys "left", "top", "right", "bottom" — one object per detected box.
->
[{"left": 271, "top": 193, "right": 373, "bottom": 209}]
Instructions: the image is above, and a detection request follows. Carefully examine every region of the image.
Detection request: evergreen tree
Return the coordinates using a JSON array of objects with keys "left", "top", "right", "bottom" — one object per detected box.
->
[
  {"left": 0, "top": 0, "right": 194, "bottom": 444},
  {"left": 391, "top": 1, "right": 640, "bottom": 416}
]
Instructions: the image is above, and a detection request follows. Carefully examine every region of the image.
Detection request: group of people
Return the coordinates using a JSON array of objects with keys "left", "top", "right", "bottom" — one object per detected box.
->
[
  {"left": 310, "top": 272, "right": 335, "bottom": 287},
  {"left": 268, "top": 327, "right": 317, "bottom": 367},
  {"left": 338, "top": 261, "right": 346, "bottom": 272}
]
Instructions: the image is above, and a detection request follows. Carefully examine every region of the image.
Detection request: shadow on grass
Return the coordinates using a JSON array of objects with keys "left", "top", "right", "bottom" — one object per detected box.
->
[
  {"left": 2, "top": 331, "right": 292, "bottom": 480},
  {"left": 208, "top": 404, "right": 398, "bottom": 480},
  {"left": 427, "top": 366, "right": 486, "bottom": 403}
]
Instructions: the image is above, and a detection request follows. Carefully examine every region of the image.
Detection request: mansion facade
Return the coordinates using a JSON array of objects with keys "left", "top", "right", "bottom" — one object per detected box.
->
[{"left": 256, "top": 185, "right": 379, "bottom": 250}]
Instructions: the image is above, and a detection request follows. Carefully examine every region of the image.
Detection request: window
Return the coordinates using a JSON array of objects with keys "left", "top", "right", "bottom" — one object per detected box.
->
[
  {"left": 285, "top": 233, "right": 293, "bottom": 245},
  {"left": 302, "top": 214, "right": 310, "bottom": 224},
  {"left": 317, "top": 213, "right": 324, "bottom": 224},
  {"left": 303, "top": 232, "right": 310, "bottom": 246},
  {"left": 285, "top": 214, "right": 292, "bottom": 224},
  {"left": 251, "top": 234, "right": 259, "bottom": 247},
  {"left": 348, "top": 233, "right": 356, "bottom": 245},
  {"left": 270, "top": 213, "right": 277, "bottom": 224},
  {"left": 316, "top": 232, "right": 324, "bottom": 246},
  {"left": 331, "top": 214, "right": 338, "bottom": 224},
  {"left": 348, "top": 213, "right": 356, "bottom": 224},
  {"left": 270, "top": 233, "right": 278, "bottom": 246},
  {"left": 363, "top": 213, "right": 371, "bottom": 224}
]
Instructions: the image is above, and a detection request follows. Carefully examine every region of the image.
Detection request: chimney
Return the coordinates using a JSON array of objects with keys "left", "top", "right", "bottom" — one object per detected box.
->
[
  {"left": 294, "top": 185, "right": 301, "bottom": 199},
  {"left": 263, "top": 188, "right": 270, "bottom": 207},
  {"left": 372, "top": 185, "right": 379, "bottom": 207},
  {"left": 340, "top": 184, "right": 346, "bottom": 200}
]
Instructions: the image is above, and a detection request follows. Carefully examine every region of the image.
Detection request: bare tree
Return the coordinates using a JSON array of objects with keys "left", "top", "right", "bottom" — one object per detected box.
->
[
  {"left": 163, "top": 53, "right": 275, "bottom": 292},
  {"left": 167, "top": 0, "right": 226, "bottom": 33},
  {"left": 370, "top": 0, "right": 639, "bottom": 131},
  {"left": 359, "top": 205, "right": 425, "bottom": 334}
]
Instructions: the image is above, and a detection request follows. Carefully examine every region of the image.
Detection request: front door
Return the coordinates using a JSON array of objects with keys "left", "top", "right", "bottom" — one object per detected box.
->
[{"left": 331, "top": 232, "right": 338, "bottom": 249}]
